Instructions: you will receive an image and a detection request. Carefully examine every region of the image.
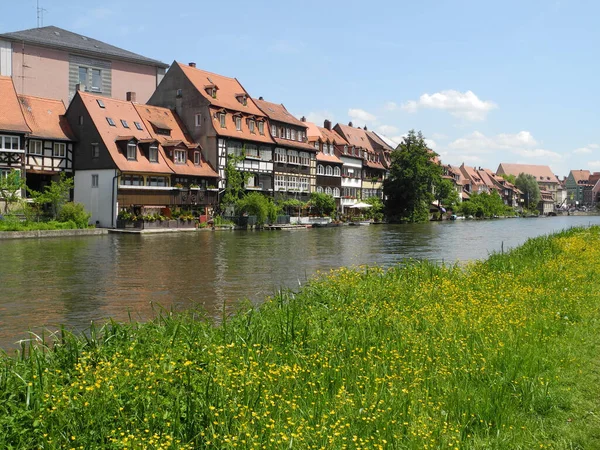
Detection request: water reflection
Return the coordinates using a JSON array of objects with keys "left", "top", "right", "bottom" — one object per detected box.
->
[{"left": 1, "top": 216, "right": 599, "bottom": 349}]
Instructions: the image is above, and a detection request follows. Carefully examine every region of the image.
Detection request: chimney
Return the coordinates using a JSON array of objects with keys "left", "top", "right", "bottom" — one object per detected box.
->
[
  {"left": 75, "top": 83, "right": 81, "bottom": 91},
  {"left": 259, "top": 96, "right": 264, "bottom": 100},
  {"left": 348, "top": 121, "right": 353, "bottom": 127},
  {"left": 324, "top": 119, "right": 331, "bottom": 130},
  {"left": 300, "top": 116, "right": 306, "bottom": 122},
  {"left": 126, "top": 91, "right": 136, "bottom": 102},
  {"left": 189, "top": 62, "right": 196, "bottom": 68},
  {"left": 364, "top": 125, "right": 368, "bottom": 131}
]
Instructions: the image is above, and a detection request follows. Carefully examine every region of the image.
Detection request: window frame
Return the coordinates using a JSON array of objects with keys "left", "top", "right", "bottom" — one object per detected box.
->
[
  {"left": 91, "top": 174, "right": 99, "bottom": 188},
  {"left": 195, "top": 113, "right": 202, "bottom": 127},
  {"left": 53, "top": 142, "right": 66, "bottom": 158},
  {"left": 91, "top": 68, "right": 102, "bottom": 92},
  {"left": 126, "top": 142, "right": 137, "bottom": 160},
  {"left": 29, "top": 140, "right": 43, "bottom": 156},
  {"left": 258, "top": 121, "right": 264, "bottom": 135},
  {"left": 248, "top": 119, "right": 256, "bottom": 134},
  {"left": 219, "top": 113, "right": 226, "bottom": 128},
  {"left": 134, "top": 122, "right": 143, "bottom": 131},
  {"left": 326, "top": 165, "right": 333, "bottom": 176},
  {"left": 91, "top": 143, "right": 100, "bottom": 159},
  {"left": 334, "top": 166, "right": 341, "bottom": 177},
  {"left": 120, "top": 119, "right": 129, "bottom": 129},
  {"left": 274, "top": 148, "right": 286, "bottom": 163},
  {"left": 174, "top": 149, "right": 187, "bottom": 164},
  {"left": 235, "top": 116, "right": 242, "bottom": 131},
  {"left": 194, "top": 151, "right": 201, "bottom": 165},
  {"left": 148, "top": 145, "right": 158, "bottom": 163},
  {"left": 317, "top": 164, "right": 325, "bottom": 175}
]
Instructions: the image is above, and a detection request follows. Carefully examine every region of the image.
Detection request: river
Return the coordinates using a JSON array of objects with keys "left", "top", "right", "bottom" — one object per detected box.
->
[{"left": 1, "top": 215, "right": 599, "bottom": 349}]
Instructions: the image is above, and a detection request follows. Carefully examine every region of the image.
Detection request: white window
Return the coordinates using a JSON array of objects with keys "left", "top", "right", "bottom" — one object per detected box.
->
[
  {"left": 300, "top": 177, "right": 309, "bottom": 192},
  {"left": 291, "top": 129, "right": 296, "bottom": 141},
  {"left": 258, "top": 121, "right": 264, "bottom": 135},
  {"left": 298, "top": 131, "right": 304, "bottom": 142},
  {"left": 235, "top": 116, "right": 242, "bottom": 131},
  {"left": 288, "top": 150, "right": 299, "bottom": 164},
  {"left": 29, "top": 140, "right": 43, "bottom": 155},
  {"left": 121, "top": 174, "right": 144, "bottom": 186},
  {"left": 317, "top": 164, "right": 325, "bottom": 175},
  {"left": 286, "top": 128, "right": 291, "bottom": 140},
  {"left": 329, "top": 144, "right": 334, "bottom": 155},
  {"left": 275, "top": 174, "right": 286, "bottom": 191},
  {"left": 194, "top": 151, "right": 200, "bottom": 165},
  {"left": 126, "top": 143, "right": 136, "bottom": 160},
  {"left": 148, "top": 145, "right": 158, "bottom": 162},
  {"left": 333, "top": 187, "right": 340, "bottom": 198},
  {"left": 249, "top": 120, "right": 255, "bottom": 133},
  {"left": 78, "top": 67, "right": 88, "bottom": 90},
  {"left": 219, "top": 113, "right": 226, "bottom": 128},
  {"left": 271, "top": 124, "right": 277, "bottom": 136},
  {"left": 316, "top": 186, "right": 323, "bottom": 193},
  {"left": 91, "top": 174, "right": 99, "bottom": 188},
  {"left": 1, "top": 135, "right": 20, "bottom": 150},
  {"left": 92, "top": 143, "right": 100, "bottom": 158},
  {"left": 259, "top": 146, "right": 272, "bottom": 161},
  {"left": 174, "top": 149, "right": 187, "bottom": 164},
  {"left": 299, "top": 152, "right": 309, "bottom": 166},
  {"left": 195, "top": 114, "right": 202, "bottom": 127},
  {"left": 334, "top": 166, "right": 341, "bottom": 177},
  {"left": 326, "top": 165, "right": 333, "bottom": 176},
  {"left": 246, "top": 144, "right": 259, "bottom": 158},
  {"left": 91, "top": 69, "right": 102, "bottom": 91},
  {"left": 343, "top": 145, "right": 348, "bottom": 154},
  {"left": 53, "top": 142, "right": 66, "bottom": 157},
  {"left": 325, "top": 187, "right": 332, "bottom": 196},
  {"left": 275, "top": 148, "right": 286, "bottom": 163}
]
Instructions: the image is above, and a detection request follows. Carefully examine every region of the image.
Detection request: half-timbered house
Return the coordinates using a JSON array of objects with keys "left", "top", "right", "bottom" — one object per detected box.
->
[{"left": 305, "top": 121, "right": 343, "bottom": 207}]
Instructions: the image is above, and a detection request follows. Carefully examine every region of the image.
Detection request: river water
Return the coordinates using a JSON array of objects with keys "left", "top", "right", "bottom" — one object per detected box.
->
[{"left": 1, "top": 216, "right": 599, "bottom": 349}]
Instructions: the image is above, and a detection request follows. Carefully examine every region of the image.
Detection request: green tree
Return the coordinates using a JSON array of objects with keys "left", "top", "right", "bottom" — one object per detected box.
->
[
  {"left": 363, "top": 196, "right": 384, "bottom": 221},
  {"left": 236, "top": 193, "right": 280, "bottom": 226},
  {"left": 309, "top": 192, "right": 336, "bottom": 217},
  {"left": 435, "top": 178, "right": 460, "bottom": 210},
  {"left": 0, "top": 170, "right": 24, "bottom": 214},
  {"left": 221, "top": 152, "right": 250, "bottom": 207},
  {"left": 29, "top": 173, "right": 74, "bottom": 219},
  {"left": 499, "top": 173, "right": 516, "bottom": 184},
  {"left": 383, "top": 130, "right": 442, "bottom": 222},
  {"left": 457, "top": 191, "right": 510, "bottom": 218},
  {"left": 515, "top": 173, "right": 540, "bottom": 209}
]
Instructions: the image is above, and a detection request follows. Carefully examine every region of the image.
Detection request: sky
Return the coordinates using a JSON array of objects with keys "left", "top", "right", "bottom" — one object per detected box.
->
[{"left": 1, "top": 0, "right": 599, "bottom": 177}]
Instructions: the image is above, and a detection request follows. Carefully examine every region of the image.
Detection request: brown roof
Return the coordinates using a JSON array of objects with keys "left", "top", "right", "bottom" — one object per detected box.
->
[
  {"left": 460, "top": 164, "right": 484, "bottom": 187},
  {"left": 18, "top": 95, "right": 74, "bottom": 141},
  {"left": 134, "top": 104, "right": 218, "bottom": 178},
  {"left": 177, "top": 62, "right": 265, "bottom": 116},
  {"left": 253, "top": 99, "right": 306, "bottom": 127},
  {"left": 570, "top": 169, "right": 591, "bottom": 184},
  {"left": 366, "top": 130, "right": 395, "bottom": 152},
  {"left": 316, "top": 153, "right": 343, "bottom": 164},
  {"left": 0, "top": 76, "right": 30, "bottom": 134},
  {"left": 272, "top": 137, "right": 317, "bottom": 152},
  {"left": 318, "top": 126, "right": 349, "bottom": 146},
  {"left": 334, "top": 123, "right": 374, "bottom": 152},
  {"left": 209, "top": 107, "right": 274, "bottom": 144},
  {"left": 497, "top": 163, "right": 558, "bottom": 184},
  {"left": 78, "top": 91, "right": 172, "bottom": 174},
  {"left": 305, "top": 122, "right": 322, "bottom": 142}
]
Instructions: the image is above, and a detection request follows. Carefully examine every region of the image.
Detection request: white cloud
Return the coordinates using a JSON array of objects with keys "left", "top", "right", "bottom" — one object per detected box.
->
[
  {"left": 377, "top": 125, "right": 399, "bottom": 135},
  {"left": 425, "top": 139, "right": 437, "bottom": 150},
  {"left": 573, "top": 144, "right": 599, "bottom": 154},
  {"left": 348, "top": 108, "right": 376, "bottom": 123},
  {"left": 384, "top": 101, "right": 398, "bottom": 111},
  {"left": 391, "top": 135, "right": 407, "bottom": 144},
  {"left": 304, "top": 111, "right": 334, "bottom": 126},
  {"left": 589, "top": 161, "right": 600, "bottom": 169},
  {"left": 431, "top": 132, "right": 448, "bottom": 140},
  {"left": 512, "top": 148, "right": 563, "bottom": 161},
  {"left": 401, "top": 90, "right": 497, "bottom": 121}
]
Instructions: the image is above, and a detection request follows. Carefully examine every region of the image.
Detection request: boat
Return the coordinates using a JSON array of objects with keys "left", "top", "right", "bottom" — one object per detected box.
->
[{"left": 349, "top": 220, "right": 371, "bottom": 226}]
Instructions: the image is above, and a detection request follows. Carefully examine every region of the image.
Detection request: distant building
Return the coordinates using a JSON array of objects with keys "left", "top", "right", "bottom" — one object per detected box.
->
[
  {"left": 565, "top": 169, "right": 591, "bottom": 206},
  {"left": 496, "top": 163, "right": 559, "bottom": 203},
  {"left": 305, "top": 121, "right": 343, "bottom": 206},
  {"left": 0, "top": 26, "right": 168, "bottom": 105}
]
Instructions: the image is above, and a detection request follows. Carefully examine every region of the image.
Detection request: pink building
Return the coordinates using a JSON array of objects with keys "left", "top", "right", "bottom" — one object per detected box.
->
[{"left": 0, "top": 26, "right": 168, "bottom": 105}]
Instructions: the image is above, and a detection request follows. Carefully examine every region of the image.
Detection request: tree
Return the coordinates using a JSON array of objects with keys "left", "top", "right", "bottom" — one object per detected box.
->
[
  {"left": 29, "top": 173, "right": 74, "bottom": 219},
  {"left": 236, "top": 192, "right": 277, "bottom": 226},
  {"left": 309, "top": 192, "right": 336, "bottom": 217},
  {"left": 363, "top": 196, "right": 384, "bottom": 221},
  {"left": 383, "top": 130, "right": 442, "bottom": 223},
  {"left": 221, "top": 152, "right": 250, "bottom": 207},
  {"left": 515, "top": 173, "right": 540, "bottom": 209},
  {"left": 0, "top": 170, "right": 24, "bottom": 214},
  {"left": 458, "top": 191, "right": 509, "bottom": 218},
  {"left": 435, "top": 178, "right": 460, "bottom": 210}
]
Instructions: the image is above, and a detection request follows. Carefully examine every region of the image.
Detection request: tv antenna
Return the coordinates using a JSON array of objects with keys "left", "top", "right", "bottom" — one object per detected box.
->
[{"left": 36, "top": 0, "right": 47, "bottom": 28}]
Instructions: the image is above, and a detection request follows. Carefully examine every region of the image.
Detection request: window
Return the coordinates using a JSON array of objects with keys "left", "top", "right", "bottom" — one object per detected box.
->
[
  {"left": 219, "top": 113, "right": 226, "bottom": 128},
  {"left": 316, "top": 186, "right": 323, "bottom": 193},
  {"left": 271, "top": 124, "right": 277, "bottom": 136},
  {"left": 91, "top": 69, "right": 102, "bottom": 91},
  {"left": 325, "top": 187, "right": 332, "bottom": 196},
  {"left": 245, "top": 145, "right": 259, "bottom": 158},
  {"left": 279, "top": 127, "right": 284, "bottom": 138},
  {"left": 91, "top": 143, "right": 100, "bottom": 158},
  {"left": 53, "top": 142, "right": 66, "bottom": 157},
  {"left": 174, "top": 149, "right": 187, "bottom": 164},
  {"left": 326, "top": 165, "right": 333, "bottom": 176},
  {"left": 211, "top": 88, "right": 217, "bottom": 99},
  {"left": 91, "top": 174, "right": 99, "bottom": 188},
  {"left": 195, "top": 114, "right": 202, "bottom": 127},
  {"left": 275, "top": 148, "right": 286, "bottom": 163},
  {"left": 235, "top": 116, "right": 242, "bottom": 131},
  {"left": 333, "top": 187, "right": 340, "bottom": 198},
  {"left": 78, "top": 115, "right": 84, "bottom": 125},
  {"left": 314, "top": 141, "right": 319, "bottom": 150},
  {"left": 258, "top": 121, "right": 264, "bottom": 135},
  {"left": 299, "top": 152, "right": 309, "bottom": 166},
  {"left": 286, "top": 128, "right": 291, "bottom": 140},
  {"left": 248, "top": 120, "right": 255, "bottom": 134},
  {"left": 259, "top": 146, "right": 272, "bottom": 161},
  {"left": 299, "top": 131, "right": 304, "bottom": 142},
  {"left": 106, "top": 117, "right": 116, "bottom": 127},
  {"left": 288, "top": 150, "right": 299, "bottom": 164},
  {"left": 275, "top": 174, "right": 286, "bottom": 191},
  {"left": 288, "top": 176, "right": 298, "bottom": 191},
  {"left": 343, "top": 145, "right": 348, "bottom": 155},
  {"left": 194, "top": 151, "right": 200, "bottom": 165},
  {"left": 148, "top": 145, "right": 158, "bottom": 162},
  {"left": 120, "top": 174, "right": 144, "bottom": 186},
  {"left": 29, "top": 140, "right": 43, "bottom": 155},
  {"left": 317, "top": 164, "right": 325, "bottom": 175},
  {"left": 134, "top": 122, "right": 143, "bottom": 131},
  {"left": 147, "top": 176, "right": 168, "bottom": 187},
  {"left": 78, "top": 67, "right": 88, "bottom": 90},
  {"left": 126, "top": 142, "right": 137, "bottom": 160},
  {"left": 291, "top": 129, "right": 296, "bottom": 141},
  {"left": 1, "top": 136, "right": 20, "bottom": 150},
  {"left": 120, "top": 119, "right": 129, "bottom": 128},
  {"left": 328, "top": 144, "right": 334, "bottom": 155},
  {"left": 96, "top": 99, "right": 105, "bottom": 108},
  {"left": 334, "top": 166, "right": 341, "bottom": 177},
  {"left": 300, "top": 177, "right": 309, "bottom": 192}
]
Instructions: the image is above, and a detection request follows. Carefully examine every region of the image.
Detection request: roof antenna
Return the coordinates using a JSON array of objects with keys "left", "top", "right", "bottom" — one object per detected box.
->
[{"left": 36, "top": 0, "right": 47, "bottom": 28}]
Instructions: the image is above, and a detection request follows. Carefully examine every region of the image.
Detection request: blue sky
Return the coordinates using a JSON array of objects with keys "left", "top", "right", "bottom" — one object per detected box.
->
[{"left": 2, "top": 0, "right": 599, "bottom": 177}]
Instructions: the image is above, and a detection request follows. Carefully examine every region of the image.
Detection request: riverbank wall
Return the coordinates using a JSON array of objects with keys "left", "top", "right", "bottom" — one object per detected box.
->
[
  {"left": 1, "top": 227, "right": 600, "bottom": 448},
  {"left": 0, "top": 228, "right": 108, "bottom": 240}
]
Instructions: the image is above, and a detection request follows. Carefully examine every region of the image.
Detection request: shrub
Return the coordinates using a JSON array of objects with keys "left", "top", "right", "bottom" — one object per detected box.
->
[{"left": 57, "top": 202, "right": 91, "bottom": 228}]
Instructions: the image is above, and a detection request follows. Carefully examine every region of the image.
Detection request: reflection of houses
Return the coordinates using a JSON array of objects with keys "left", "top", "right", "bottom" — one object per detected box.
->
[
  {"left": 565, "top": 170, "right": 591, "bottom": 206},
  {"left": 305, "top": 121, "right": 343, "bottom": 204},
  {"left": 148, "top": 62, "right": 275, "bottom": 194},
  {"left": 0, "top": 26, "right": 169, "bottom": 105},
  {"left": 254, "top": 99, "right": 316, "bottom": 202},
  {"left": 65, "top": 91, "right": 217, "bottom": 227},
  {"left": 496, "top": 163, "right": 558, "bottom": 203}
]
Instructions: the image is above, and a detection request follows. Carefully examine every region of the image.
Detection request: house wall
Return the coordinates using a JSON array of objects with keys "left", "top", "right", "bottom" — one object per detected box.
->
[
  {"left": 25, "top": 139, "right": 73, "bottom": 173},
  {"left": 111, "top": 59, "right": 160, "bottom": 103},
  {"left": 11, "top": 43, "right": 69, "bottom": 103},
  {"left": 74, "top": 168, "right": 117, "bottom": 227}
]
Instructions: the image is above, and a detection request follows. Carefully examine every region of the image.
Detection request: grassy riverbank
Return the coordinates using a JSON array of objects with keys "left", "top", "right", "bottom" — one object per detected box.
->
[{"left": 2, "top": 228, "right": 600, "bottom": 449}]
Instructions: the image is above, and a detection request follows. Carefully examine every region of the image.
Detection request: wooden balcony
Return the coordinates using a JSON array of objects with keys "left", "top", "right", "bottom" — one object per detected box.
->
[{"left": 118, "top": 187, "right": 218, "bottom": 207}]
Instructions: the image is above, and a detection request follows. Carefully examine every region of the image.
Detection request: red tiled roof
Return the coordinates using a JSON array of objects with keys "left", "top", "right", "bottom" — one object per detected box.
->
[
  {"left": 18, "top": 95, "right": 74, "bottom": 141},
  {"left": 0, "top": 76, "right": 30, "bottom": 134},
  {"left": 316, "top": 153, "right": 342, "bottom": 164},
  {"left": 366, "top": 130, "right": 394, "bottom": 152},
  {"left": 570, "top": 169, "right": 591, "bottom": 183},
  {"left": 334, "top": 123, "right": 374, "bottom": 152},
  {"left": 253, "top": 98, "right": 306, "bottom": 127},
  {"left": 497, "top": 163, "right": 558, "bottom": 183},
  {"left": 318, "top": 126, "right": 349, "bottom": 146},
  {"left": 134, "top": 104, "right": 218, "bottom": 178},
  {"left": 272, "top": 137, "right": 317, "bottom": 152},
  {"left": 209, "top": 107, "right": 274, "bottom": 144},
  {"left": 78, "top": 91, "right": 172, "bottom": 174}
]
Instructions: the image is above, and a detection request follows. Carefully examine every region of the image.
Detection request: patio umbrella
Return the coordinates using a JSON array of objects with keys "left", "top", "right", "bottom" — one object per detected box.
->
[{"left": 348, "top": 202, "right": 373, "bottom": 209}]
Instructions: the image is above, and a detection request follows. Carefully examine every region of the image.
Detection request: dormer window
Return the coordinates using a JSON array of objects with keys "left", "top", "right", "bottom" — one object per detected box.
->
[
  {"left": 212, "top": 88, "right": 217, "bottom": 98},
  {"left": 194, "top": 151, "right": 200, "bottom": 165},
  {"left": 248, "top": 120, "right": 255, "bottom": 134},
  {"left": 156, "top": 128, "right": 170, "bottom": 136},
  {"left": 235, "top": 116, "right": 242, "bottom": 131},
  {"left": 344, "top": 145, "right": 348, "bottom": 154},
  {"left": 126, "top": 142, "right": 137, "bottom": 160},
  {"left": 258, "top": 121, "right": 264, "bottom": 135},
  {"left": 271, "top": 124, "right": 277, "bottom": 136},
  {"left": 236, "top": 94, "right": 248, "bottom": 106},
  {"left": 291, "top": 129, "right": 296, "bottom": 141},
  {"left": 148, "top": 145, "right": 158, "bottom": 162},
  {"left": 219, "top": 113, "right": 226, "bottom": 128},
  {"left": 205, "top": 84, "right": 219, "bottom": 98},
  {"left": 314, "top": 141, "right": 319, "bottom": 150},
  {"left": 174, "top": 149, "right": 186, "bottom": 164}
]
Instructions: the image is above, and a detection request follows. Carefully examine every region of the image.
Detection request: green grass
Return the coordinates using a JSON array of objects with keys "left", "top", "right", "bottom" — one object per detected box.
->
[
  {"left": 0, "top": 217, "right": 88, "bottom": 231},
  {"left": 1, "top": 227, "right": 600, "bottom": 448}
]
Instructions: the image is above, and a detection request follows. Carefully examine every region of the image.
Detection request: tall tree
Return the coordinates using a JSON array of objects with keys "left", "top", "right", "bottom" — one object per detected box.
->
[
  {"left": 29, "top": 173, "right": 74, "bottom": 219},
  {"left": 383, "top": 130, "right": 442, "bottom": 222},
  {"left": 515, "top": 173, "right": 541, "bottom": 209},
  {"left": 309, "top": 192, "right": 336, "bottom": 217}
]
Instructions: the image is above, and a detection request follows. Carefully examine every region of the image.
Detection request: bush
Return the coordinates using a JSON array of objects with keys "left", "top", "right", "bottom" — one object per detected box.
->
[{"left": 57, "top": 202, "right": 91, "bottom": 228}]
